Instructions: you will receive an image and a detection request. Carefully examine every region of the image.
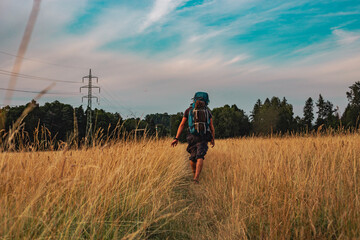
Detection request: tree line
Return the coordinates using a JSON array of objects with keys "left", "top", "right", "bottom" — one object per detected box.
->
[{"left": 0, "top": 81, "right": 359, "bottom": 145}]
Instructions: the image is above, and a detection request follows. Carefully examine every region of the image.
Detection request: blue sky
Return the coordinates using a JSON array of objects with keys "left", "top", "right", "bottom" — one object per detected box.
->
[{"left": 0, "top": 0, "right": 360, "bottom": 118}]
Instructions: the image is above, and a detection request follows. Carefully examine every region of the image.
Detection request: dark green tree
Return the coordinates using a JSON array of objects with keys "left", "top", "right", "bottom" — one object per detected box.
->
[
  {"left": 251, "top": 99, "right": 262, "bottom": 121},
  {"left": 212, "top": 104, "right": 250, "bottom": 138},
  {"left": 251, "top": 97, "right": 295, "bottom": 135},
  {"left": 315, "top": 94, "right": 326, "bottom": 127},
  {"left": 144, "top": 113, "right": 171, "bottom": 137},
  {"left": 170, "top": 112, "right": 186, "bottom": 142},
  {"left": 41, "top": 101, "right": 74, "bottom": 141},
  {"left": 346, "top": 81, "right": 360, "bottom": 106},
  {"left": 1, "top": 100, "right": 125, "bottom": 146},
  {"left": 277, "top": 97, "right": 296, "bottom": 133},
  {"left": 342, "top": 81, "right": 360, "bottom": 128},
  {"left": 303, "top": 97, "right": 314, "bottom": 130},
  {"left": 315, "top": 94, "right": 337, "bottom": 129},
  {"left": 93, "top": 108, "right": 121, "bottom": 137},
  {"left": 75, "top": 106, "right": 86, "bottom": 139}
]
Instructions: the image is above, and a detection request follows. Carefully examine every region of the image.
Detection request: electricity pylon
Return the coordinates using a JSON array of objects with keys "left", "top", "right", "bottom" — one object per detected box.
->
[{"left": 80, "top": 69, "right": 100, "bottom": 140}]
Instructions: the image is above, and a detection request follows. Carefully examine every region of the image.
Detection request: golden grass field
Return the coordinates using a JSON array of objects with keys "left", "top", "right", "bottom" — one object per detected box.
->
[{"left": 1, "top": 134, "right": 360, "bottom": 239}]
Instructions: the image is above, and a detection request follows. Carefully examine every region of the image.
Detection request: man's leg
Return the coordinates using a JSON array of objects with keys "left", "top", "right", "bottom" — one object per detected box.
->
[
  {"left": 190, "top": 161, "right": 196, "bottom": 176},
  {"left": 193, "top": 141, "right": 208, "bottom": 182},
  {"left": 187, "top": 139, "right": 197, "bottom": 177},
  {"left": 194, "top": 158, "right": 203, "bottom": 181}
]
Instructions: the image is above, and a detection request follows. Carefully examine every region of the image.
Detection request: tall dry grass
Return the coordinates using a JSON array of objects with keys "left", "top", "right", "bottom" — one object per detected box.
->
[
  {"left": 198, "top": 134, "right": 360, "bottom": 239},
  {"left": 1, "top": 134, "right": 360, "bottom": 239},
  {"left": 0, "top": 139, "right": 195, "bottom": 239}
]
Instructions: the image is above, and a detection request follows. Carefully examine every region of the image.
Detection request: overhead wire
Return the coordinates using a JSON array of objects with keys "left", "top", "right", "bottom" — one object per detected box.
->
[
  {"left": 76, "top": 91, "right": 126, "bottom": 118},
  {"left": 0, "top": 50, "right": 88, "bottom": 70},
  {"left": 101, "top": 85, "right": 135, "bottom": 116},
  {"left": 99, "top": 95, "right": 122, "bottom": 113},
  {"left": 0, "top": 87, "right": 80, "bottom": 95},
  {"left": 0, "top": 69, "right": 80, "bottom": 84},
  {"left": 0, "top": 71, "right": 136, "bottom": 116},
  {"left": 101, "top": 83, "right": 132, "bottom": 109},
  {"left": 1, "top": 50, "right": 135, "bottom": 115},
  {"left": 95, "top": 91, "right": 124, "bottom": 114}
]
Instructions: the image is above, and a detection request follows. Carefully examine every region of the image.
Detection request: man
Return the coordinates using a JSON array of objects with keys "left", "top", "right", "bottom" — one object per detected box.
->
[{"left": 171, "top": 92, "right": 215, "bottom": 183}]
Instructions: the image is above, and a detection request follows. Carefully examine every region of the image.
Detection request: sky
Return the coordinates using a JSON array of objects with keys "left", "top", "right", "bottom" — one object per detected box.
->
[{"left": 0, "top": 0, "right": 360, "bottom": 118}]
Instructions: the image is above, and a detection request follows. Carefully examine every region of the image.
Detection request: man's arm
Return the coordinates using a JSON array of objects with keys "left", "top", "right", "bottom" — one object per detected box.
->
[
  {"left": 209, "top": 118, "right": 215, "bottom": 147},
  {"left": 171, "top": 117, "right": 187, "bottom": 147}
]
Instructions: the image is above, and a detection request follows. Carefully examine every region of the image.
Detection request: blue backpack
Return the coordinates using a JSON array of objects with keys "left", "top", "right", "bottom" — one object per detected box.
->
[{"left": 188, "top": 92, "right": 211, "bottom": 135}]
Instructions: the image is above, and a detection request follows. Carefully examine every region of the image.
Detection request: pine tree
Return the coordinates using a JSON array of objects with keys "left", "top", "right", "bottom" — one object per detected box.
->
[
  {"left": 303, "top": 97, "right": 314, "bottom": 130},
  {"left": 316, "top": 94, "right": 326, "bottom": 127},
  {"left": 316, "top": 94, "right": 336, "bottom": 128},
  {"left": 342, "top": 81, "right": 360, "bottom": 127},
  {"left": 251, "top": 99, "right": 262, "bottom": 123},
  {"left": 346, "top": 81, "right": 360, "bottom": 106}
]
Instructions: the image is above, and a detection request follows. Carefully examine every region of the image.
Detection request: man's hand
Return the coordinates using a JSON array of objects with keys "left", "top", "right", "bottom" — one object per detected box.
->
[
  {"left": 171, "top": 139, "right": 178, "bottom": 147},
  {"left": 210, "top": 138, "right": 215, "bottom": 148}
]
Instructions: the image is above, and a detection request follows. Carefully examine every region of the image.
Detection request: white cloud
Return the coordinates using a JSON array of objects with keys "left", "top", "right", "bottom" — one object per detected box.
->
[
  {"left": 188, "top": 29, "right": 224, "bottom": 43},
  {"left": 140, "top": 0, "right": 187, "bottom": 32},
  {"left": 223, "top": 54, "right": 249, "bottom": 65},
  {"left": 319, "top": 11, "right": 360, "bottom": 17},
  {"left": 333, "top": 29, "right": 360, "bottom": 45}
]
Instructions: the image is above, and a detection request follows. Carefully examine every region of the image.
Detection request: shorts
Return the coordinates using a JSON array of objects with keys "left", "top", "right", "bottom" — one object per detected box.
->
[{"left": 186, "top": 134, "right": 209, "bottom": 163}]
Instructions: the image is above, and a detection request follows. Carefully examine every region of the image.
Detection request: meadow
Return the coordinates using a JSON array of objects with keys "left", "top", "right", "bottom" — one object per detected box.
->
[{"left": 1, "top": 134, "right": 360, "bottom": 239}]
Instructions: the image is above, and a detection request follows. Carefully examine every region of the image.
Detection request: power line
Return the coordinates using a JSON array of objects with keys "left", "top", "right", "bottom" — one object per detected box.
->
[
  {"left": 102, "top": 90, "right": 133, "bottom": 117},
  {"left": 0, "top": 50, "right": 87, "bottom": 70},
  {"left": 0, "top": 87, "right": 79, "bottom": 95},
  {"left": 101, "top": 85, "right": 134, "bottom": 115},
  {"left": 99, "top": 94, "right": 125, "bottom": 116},
  {"left": 0, "top": 69, "right": 80, "bottom": 84},
  {"left": 101, "top": 88, "right": 124, "bottom": 109}
]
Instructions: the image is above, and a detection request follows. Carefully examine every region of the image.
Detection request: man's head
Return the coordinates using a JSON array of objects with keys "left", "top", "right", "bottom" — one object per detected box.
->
[{"left": 193, "top": 92, "right": 210, "bottom": 105}]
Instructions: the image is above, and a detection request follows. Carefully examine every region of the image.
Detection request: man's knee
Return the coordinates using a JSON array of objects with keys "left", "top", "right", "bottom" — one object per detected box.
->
[{"left": 196, "top": 142, "right": 208, "bottom": 160}]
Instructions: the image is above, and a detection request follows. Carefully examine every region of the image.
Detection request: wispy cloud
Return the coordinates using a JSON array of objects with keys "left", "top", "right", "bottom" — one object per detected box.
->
[
  {"left": 223, "top": 54, "right": 249, "bottom": 65},
  {"left": 188, "top": 30, "right": 224, "bottom": 43},
  {"left": 319, "top": 11, "right": 360, "bottom": 17},
  {"left": 333, "top": 29, "right": 360, "bottom": 45},
  {"left": 140, "top": 0, "right": 187, "bottom": 32}
]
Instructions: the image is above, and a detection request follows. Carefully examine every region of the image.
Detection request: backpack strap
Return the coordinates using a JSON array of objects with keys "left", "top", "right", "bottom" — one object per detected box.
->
[{"left": 188, "top": 103, "right": 195, "bottom": 134}]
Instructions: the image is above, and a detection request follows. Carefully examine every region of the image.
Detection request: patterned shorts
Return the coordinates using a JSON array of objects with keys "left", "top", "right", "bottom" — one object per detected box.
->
[{"left": 186, "top": 134, "right": 209, "bottom": 163}]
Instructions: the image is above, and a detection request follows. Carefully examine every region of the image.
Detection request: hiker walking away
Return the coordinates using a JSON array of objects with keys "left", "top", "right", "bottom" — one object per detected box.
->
[{"left": 171, "top": 92, "right": 215, "bottom": 183}]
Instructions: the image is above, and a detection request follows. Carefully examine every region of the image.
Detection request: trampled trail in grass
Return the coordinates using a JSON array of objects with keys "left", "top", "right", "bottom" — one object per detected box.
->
[{"left": 1, "top": 134, "right": 360, "bottom": 239}]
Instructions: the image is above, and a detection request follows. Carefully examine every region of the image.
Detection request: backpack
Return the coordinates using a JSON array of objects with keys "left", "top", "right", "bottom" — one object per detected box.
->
[{"left": 188, "top": 92, "right": 211, "bottom": 136}]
